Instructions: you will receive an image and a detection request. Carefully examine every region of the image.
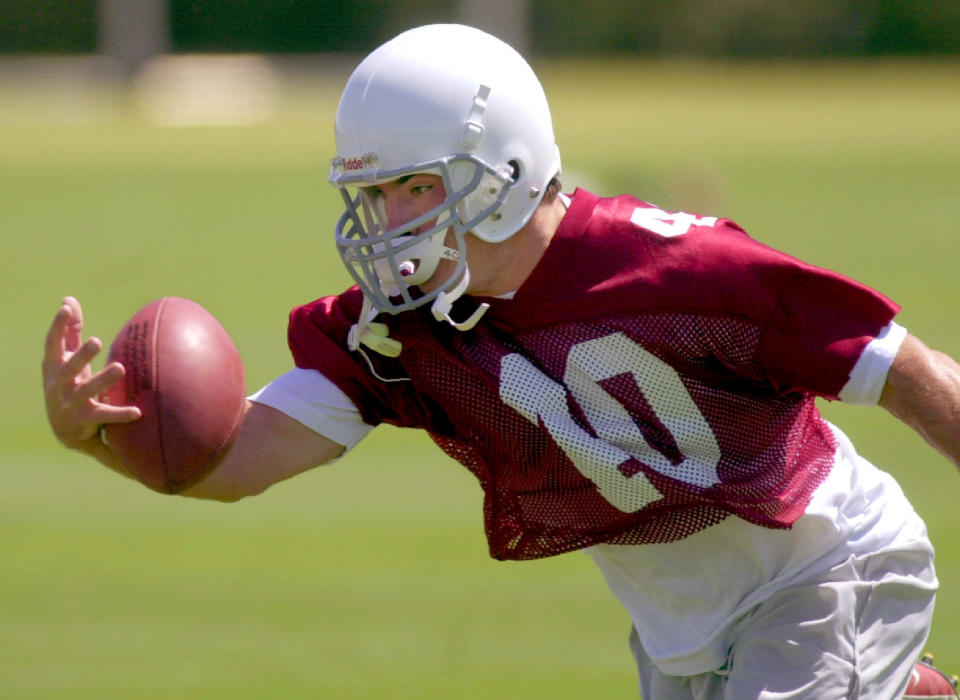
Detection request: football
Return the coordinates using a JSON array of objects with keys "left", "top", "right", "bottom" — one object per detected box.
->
[{"left": 100, "top": 297, "right": 246, "bottom": 494}]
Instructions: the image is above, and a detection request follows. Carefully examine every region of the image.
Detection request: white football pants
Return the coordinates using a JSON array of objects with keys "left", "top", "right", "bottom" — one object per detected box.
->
[{"left": 630, "top": 542, "right": 937, "bottom": 699}]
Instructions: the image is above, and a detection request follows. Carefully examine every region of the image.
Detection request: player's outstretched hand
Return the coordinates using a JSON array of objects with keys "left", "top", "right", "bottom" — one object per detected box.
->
[{"left": 42, "top": 297, "right": 141, "bottom": 453}]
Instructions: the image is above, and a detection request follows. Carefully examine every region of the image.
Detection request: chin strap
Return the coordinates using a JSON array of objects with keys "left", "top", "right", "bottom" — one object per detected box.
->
[
  {"left": 347, "top": 294, "right": 409, "bottom": 383},
  {"left": 347, "top": 294, "right": 403, "bottom": 358},
  {"left": 348, "top": 264, "right": 489, "bottom": 367},
  {"left": 430, "top": 265, "right": 490, "bottom": 331}
]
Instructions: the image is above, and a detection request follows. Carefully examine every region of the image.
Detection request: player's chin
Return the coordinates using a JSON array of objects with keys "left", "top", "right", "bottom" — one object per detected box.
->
[{"left": 417, "top": 260, "right": 459, "bottom": 295}]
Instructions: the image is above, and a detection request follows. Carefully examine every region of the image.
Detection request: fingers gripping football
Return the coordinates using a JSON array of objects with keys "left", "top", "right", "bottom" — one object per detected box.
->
[{"left": 42, "top": 297, "right": 140, "bottom": 450}]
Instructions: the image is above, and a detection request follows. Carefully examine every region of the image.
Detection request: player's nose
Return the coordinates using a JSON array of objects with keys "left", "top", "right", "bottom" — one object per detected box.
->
[{"left": 384, "top": 197, "right": 419, "bottom": 234}]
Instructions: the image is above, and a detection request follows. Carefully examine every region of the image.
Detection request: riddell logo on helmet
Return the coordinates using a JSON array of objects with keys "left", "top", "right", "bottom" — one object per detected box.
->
[{"left": 333, "top": 153, "right": 379, "bottom": 172}]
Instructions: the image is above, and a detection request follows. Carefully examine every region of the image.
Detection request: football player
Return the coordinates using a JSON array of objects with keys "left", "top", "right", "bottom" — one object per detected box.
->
[{"left": 44, "top": 24, "right": 960, "bottom": 699}]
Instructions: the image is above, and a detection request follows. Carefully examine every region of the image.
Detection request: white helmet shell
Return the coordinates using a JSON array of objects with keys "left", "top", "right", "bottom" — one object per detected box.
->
[{"left": 330, "top": 24, "right": 561, "bottom": 315}]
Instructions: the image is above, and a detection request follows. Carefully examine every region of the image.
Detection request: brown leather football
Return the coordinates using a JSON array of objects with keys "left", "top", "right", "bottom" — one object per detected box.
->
[{"left": 101, "top": 297, "right": 245, "bottom": 494}]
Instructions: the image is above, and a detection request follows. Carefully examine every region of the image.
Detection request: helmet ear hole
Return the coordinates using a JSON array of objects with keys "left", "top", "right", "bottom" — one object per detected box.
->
[{"left": 508, "top": 160, "right": 521, "bottom": 182}]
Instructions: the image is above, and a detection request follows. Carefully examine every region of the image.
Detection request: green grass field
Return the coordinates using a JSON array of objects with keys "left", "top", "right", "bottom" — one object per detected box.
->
[{"left": 1, "top": 57, "right": 959, "bottom": 698}]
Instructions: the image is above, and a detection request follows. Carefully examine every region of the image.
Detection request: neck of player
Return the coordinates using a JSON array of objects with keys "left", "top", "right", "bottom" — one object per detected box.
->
[{"left": 465, "top": 195, "right": 566, "bottom": 298}]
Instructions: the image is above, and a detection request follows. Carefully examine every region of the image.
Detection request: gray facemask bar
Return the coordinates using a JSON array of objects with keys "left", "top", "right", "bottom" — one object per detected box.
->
[{"left": 333, "top": 153, "right": 513, "bottom": 315}]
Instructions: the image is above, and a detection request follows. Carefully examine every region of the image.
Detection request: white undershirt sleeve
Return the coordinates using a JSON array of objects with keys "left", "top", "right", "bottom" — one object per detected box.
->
[
  {"left": 838, "top": 321, "right": 907, "bottom": 406},
  {"left": 248, "top": 368, "right": 375, "bottom": 453}
]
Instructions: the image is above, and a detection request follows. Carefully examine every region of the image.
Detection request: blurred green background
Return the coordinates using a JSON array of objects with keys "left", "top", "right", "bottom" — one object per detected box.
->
[
  {"left": 5, "top": 0, "right": 960, "bottom": 57},
  {"left": 2, "top": 2, "right": 960, "bottom": 699}
]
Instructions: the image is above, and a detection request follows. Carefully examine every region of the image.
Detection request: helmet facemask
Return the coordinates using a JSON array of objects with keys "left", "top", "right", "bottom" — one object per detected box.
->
[{"left": 333, "top": 153, "right": 512, "bottom": 316}]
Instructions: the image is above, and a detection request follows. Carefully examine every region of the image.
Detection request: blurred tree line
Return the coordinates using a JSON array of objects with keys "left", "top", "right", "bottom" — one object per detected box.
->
[{"left": 2, "top": 0, "right": 959, "bottom": 56}]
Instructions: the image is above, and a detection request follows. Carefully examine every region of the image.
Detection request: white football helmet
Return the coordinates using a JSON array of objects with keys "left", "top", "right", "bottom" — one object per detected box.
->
[{"left": 330, "top": 23, "right": 561, "bottom": 326}]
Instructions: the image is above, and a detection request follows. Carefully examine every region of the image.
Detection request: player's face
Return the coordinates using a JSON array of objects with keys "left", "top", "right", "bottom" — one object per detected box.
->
[
  {"left": 362, "top": 173, "right": 447, "bottom": 235},
  {"left": 361, "top": 173, "right": 460, "bottom": 293}
]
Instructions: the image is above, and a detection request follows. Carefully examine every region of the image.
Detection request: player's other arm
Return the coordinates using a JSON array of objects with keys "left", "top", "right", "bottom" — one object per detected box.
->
[
  {"left": 181, "top": 400, "right": 345, "bottom": 502},
  {"left": 879, "top": 333, "right": 960, "bottom": 470},
  {"left": 43, "top": 297, "right": 345, "bottom": 500}
]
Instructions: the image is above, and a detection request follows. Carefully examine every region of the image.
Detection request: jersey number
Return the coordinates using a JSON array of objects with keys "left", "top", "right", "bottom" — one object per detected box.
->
[
  {"left": 630, "top": 206, "right": 717, "bottom": 237},
  {"left": 499, "top": 333, "right": 721, "bottom": 512}
]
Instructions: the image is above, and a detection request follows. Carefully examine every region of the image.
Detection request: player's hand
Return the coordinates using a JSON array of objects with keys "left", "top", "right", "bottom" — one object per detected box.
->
[{"left": 42, "top": 297, "right": 141, "bottom": 452}]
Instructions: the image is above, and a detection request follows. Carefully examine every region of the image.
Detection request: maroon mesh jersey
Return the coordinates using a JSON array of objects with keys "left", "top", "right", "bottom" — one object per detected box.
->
[{"left": 289, "top": 189, "right": 899, "bottom": 561}]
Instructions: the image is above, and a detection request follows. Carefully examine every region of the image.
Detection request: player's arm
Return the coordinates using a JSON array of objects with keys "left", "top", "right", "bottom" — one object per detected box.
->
[
  {"left": 879, "top": 333, "right": 960, "bottom": 470},
  {"left": 181, "top": 400, "right": 345, "bottom": 502},
  {"left": 43, "top": 297, "right": 346, "bottom": 499}
]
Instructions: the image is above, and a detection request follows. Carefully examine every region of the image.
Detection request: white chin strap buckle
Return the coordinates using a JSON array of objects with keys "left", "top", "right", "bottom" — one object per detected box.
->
[{"left": 431, "top": 266, "right": 489, "bottom": 331}]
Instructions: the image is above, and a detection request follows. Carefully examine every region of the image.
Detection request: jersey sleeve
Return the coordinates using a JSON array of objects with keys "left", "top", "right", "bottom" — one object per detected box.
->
[
  {"left": 248, "top": 367, "right": 374, "bottom": 452},
  {"left": 755, "top": 259, "right": 900, "bottom": 399},
  {"left": 837, "top": 321, "right": 907, "bottom": 405},
  {"left": 285, "top": 288, "right": 426, "bottom": 428}
]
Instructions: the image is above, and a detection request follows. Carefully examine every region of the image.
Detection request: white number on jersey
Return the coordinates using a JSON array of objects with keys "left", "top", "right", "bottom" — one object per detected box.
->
[
  {"left": 499, "top": 332, "right": 722, "bottom": 513},
  {"left": 630, "top": 206, "right": 717, "bottom": 238}
]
